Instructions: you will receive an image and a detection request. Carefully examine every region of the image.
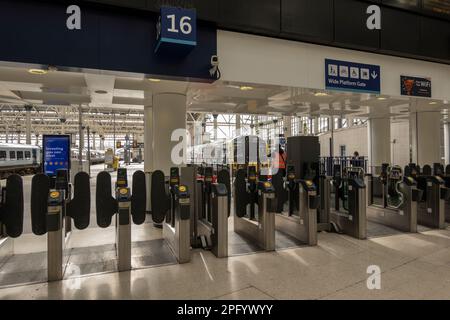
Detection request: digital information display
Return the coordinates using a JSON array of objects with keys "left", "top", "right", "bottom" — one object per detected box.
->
[
  {"left": 43, "top": 135, "right": 71, "bottom": 176},
  {"left": 423, "top": 0, "right": 450, "bottom": 17}
]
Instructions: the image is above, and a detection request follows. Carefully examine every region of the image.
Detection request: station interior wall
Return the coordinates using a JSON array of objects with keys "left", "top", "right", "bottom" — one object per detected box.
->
[{"left": 318, "top": 120, "right": 410, "bottom": 168}]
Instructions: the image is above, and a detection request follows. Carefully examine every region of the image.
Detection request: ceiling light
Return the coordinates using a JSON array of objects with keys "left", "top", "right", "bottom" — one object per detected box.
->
[
  {"left": 148, "top": 78, "right": 161, "bottom": 82},
  {"left": 240, "top": 86, "right": 254, "bottom": 91},
  {"left": 95, "top": 90, "right": 108, "bottom": 94},
  {"left": 28, "top": 69, "right": 47, "bottom": 75},
  {"left": 429, "top": 101, "right": 437, "bottom": 105},
  {"left": 377, "top": 97, "right": 387, "bottom": 100},
  {"left": 314, "top": 92, "right": 328, "bottom": 97}
]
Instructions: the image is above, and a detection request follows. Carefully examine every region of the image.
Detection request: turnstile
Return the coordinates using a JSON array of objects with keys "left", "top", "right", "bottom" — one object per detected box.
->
[
  {"left": 329, "top": 166, "right": 367, "bottom": 239},
  {"left": 433, "top": 163, "right": 450, "bottom": 223},
  {"left": 234, "top": 167, "right": 275, "bottom": 251},
  {"left": 405, "top": 164, "right": 449, "bottom": 229},
  {"left": 96, "top": 168, "right": 146, "bottom": 272},
  {"left": 275, "top": 166, "right": 319, "bottom": 246},
  {"left": 366, "top": 165, "right": 422, "bottom": 233},
  {"left": 0, "top": 175, "right": 24, "bottom": 272},
  {"left": 194, "top": 166, "right": 229, "bottom": 258},
  {"left": 156, "top": 167, "right": 192, "bottom": 264},
  {"left": 31, "top": 169, "right": 91, "bottom": 281}
]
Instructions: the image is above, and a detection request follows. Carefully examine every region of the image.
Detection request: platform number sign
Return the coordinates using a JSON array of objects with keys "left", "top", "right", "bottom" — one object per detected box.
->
[{"left": 155, "top": 6, "right": 197, "bottom": 54}]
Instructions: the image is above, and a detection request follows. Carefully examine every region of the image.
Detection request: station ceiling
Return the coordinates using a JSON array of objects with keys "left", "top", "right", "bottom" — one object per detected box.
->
[{"left": 0, "top": 64, "right": 448, "bottom": 135}]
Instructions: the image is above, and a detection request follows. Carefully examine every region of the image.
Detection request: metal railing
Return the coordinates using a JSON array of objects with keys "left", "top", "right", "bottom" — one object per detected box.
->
[{"left": 320, "top": 156, "right": 368, "bottom": 177}]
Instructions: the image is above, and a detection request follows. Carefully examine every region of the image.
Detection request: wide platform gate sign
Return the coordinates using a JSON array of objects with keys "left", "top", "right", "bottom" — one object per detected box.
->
[{"left": 325, "top": 59, "right": 381, "bottom": 94}]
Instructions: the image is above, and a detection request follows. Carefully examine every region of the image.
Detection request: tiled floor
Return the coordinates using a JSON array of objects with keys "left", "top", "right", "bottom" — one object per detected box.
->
[
  {"left": 0, "top": 224, "right": 449, "bottom": 300},
  {"left": 1, "top": 165, "right": 450, "bottom": 300}
]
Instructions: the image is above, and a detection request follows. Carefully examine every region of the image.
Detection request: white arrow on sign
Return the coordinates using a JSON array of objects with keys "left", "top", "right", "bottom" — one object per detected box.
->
[{"left": 371, "top": 71, "right": 378, "bottom": 79}]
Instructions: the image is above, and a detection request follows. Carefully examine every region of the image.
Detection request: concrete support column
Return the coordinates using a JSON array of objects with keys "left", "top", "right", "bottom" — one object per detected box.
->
[
  {"left": 25, "top": 105, "right": 32, "bottom": 145},
  {"left": 236, "top": 114, "right": 241, "bottom": 136},
  {"left": 144, "top": 106, "right": 153, "bottom": 173},
  {"left": 213, "top": 114, "right": 218, "bottom": 141},
  {"left": 410, "top": 111, "right": 441, "bottom": 165},
  {"left": 35, "top": 134, "right": 39, "bottom": 146},
  {"left": 100, "top": 136, "right": 105, "bottom": 151},
  {"left": 92, "top": 132, "right": 96, "bottom": 150},
  {"left": 5, "top": 125, "right": 8, "bottom": 143},
  {"left": 444, "top": 122, "right": 450, "bottom": 165},
  {"left": 145, "top": 92, "right": 187, "bottom": 175},
  {"left": 368, "top": 117, "right": 391, "bottom": 174},
  {"left": 283, "top": 116, "right": 292, "bottom": 138},
  {"left": 313, "top": 117, "right": 319, "bottom": 135},
  {"left": 78, "top": 106, "right": 84, "bottom": 170}
]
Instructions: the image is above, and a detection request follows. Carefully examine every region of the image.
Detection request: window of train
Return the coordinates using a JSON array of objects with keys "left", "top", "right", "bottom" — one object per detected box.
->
[
  {"left": 17, "top": 151, "right": 24, "bottom": 160},
  {"left": 9, "top": 151, "right": 16, "bottom": 159},
  {"left": 25, "top": 151, "right": 31, "bottom": 159},
  {"left": 0, "top": 151, "right": 6, "bottom": 160}
]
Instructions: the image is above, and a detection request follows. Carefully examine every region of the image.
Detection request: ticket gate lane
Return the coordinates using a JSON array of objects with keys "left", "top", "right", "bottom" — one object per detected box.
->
[
  {"left": 432, "top": 163, "right": 450, "bottom": 224},
  {"left": 365, "top": 166, "right": 421, "bottom": 233},
  {"left": 328, "top": 166, "right": 367, "bottom": 240},
  {"left": 411, "top": 166, "right": 448, "bottom": 229},
  {"left": 192, "top": 166, "right": 229, "bottom": 258},
  {"left": 157, "top": 167, "right": 192, "bottom": 264},
  {"left": 233, "top": 169, "right": 276, "bottom": 252},
  {"left": 96, "top": 168, "right": 148, "bottom": 272},
  {"left": 274, "top": 167, "right": 319, "bottom": 246}
]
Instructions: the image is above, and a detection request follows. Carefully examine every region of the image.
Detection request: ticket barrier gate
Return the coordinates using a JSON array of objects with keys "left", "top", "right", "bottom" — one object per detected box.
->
[
  {"left": 194, "top": 167, "right": 229, "bottom": 258},
  {"left": 433, "top": 163, "right": 450, "bottom": 223},
  {"left": 366, "top": 165, "right": 422, "bottom": 233},
  {"left": 318, "top": 175, "right": 332, "bottom": 232},
  {"left": 31, "top": 169, "right": 91, "bottom": 281},
  {"left": 275, "top": 166, "right": 319, "bottom": 245},
  {"left": 330, "top": 165, "right": 367, "bottom": 239},
  {"left": 0, "top": 175, "right": 24, "bottom": 264},
  {"left": 151, "top": 168, "right": 191, "bottom": 264},
  {"left": 234, "top": 167, "right": 275, "bottom": 251},
  {"left": 405, "top": 164, "right": 449, "bottom": 229},
  {"left": 96, "top": 168, "right": 146, "bottom": 272}
]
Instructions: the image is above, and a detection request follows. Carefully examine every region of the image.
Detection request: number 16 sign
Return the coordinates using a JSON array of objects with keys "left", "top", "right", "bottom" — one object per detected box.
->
[{"left": 155, "top": 6, "right": 197, "bottom": 55}]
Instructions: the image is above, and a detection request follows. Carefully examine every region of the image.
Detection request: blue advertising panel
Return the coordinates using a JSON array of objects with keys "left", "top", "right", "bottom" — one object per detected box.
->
[
  {"left": 156, "top": 6, "right": 197, "bottom": 54},
  {"left": 325, "top": 59, "right": 381, "bottom": 94},
  {"left": 43, "top": 135, "right": 71, "bottom": 176},
  {"left": 401, "top": 75, "right": 432, "bottom": 97}
]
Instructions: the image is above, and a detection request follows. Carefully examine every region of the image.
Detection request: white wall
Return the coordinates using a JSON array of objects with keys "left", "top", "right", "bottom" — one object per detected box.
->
[
  {"left": 218, "top": 30, "right": 450, "bottom": 101},
  {"left": 391, "top": 120, "right": 410, "bottom": 168},
  {"left": 318, "top": 120, "right": 409, "bottom": 167},
  {"left": 319, "top": 126, "right": 368, "bottom": 158}
]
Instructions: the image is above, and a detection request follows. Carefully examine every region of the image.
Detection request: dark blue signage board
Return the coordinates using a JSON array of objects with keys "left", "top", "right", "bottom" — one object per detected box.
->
[
  {"left": 325, "top": 59, "right": 381, "bottom": 94},
  {"left": 43, "top": 135, "right": 71, "bottom": 176},
  {"left": 0, "top": 0, "right": 216, "bottom": 82},
  {"left": 401, "top": 75, "right": 432, "bottom": 97},
  {"left": 156, "top": 7, "right": 197, "bottom": 55}
]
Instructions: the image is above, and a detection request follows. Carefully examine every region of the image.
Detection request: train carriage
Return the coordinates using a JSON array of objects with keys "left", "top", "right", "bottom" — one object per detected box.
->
[{"left": 0, "top": 143, "right": 42, "bottom": 178}]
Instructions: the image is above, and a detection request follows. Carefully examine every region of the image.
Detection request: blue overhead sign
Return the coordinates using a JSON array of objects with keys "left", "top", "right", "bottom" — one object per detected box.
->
[
  {"left": 156, "top": 6, "right": 197, "bottom": 55},
  {"left": 43, "top": 135, "right": 71, "bottom": 176},
  {"left": 325, "top": 59, "right": 381, "bottom": 94}
]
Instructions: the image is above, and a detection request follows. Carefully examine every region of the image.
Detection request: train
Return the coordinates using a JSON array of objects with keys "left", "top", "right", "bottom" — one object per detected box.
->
[
  {"left": 188, "top": 135, "right": 271, "bottom": 173},
  {"left": 0, "top": 143, "right": 42, "bottom": 179},
  {"left": 0, "top": 144, "right": 109, "bottom": 179},
  {"left": 71, "top": 148, "right": 106, "bottom": 164}
]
